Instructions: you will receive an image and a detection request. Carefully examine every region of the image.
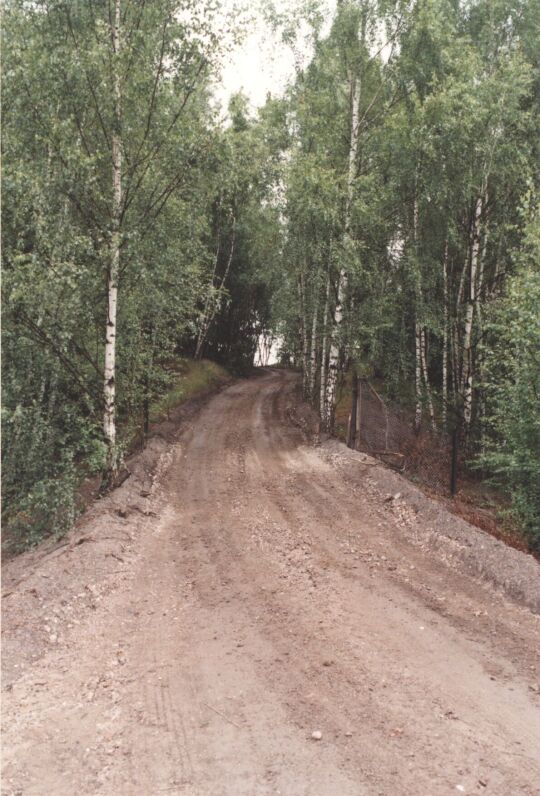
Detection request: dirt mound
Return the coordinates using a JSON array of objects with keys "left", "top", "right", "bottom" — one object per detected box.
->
[
  {"left": 1, "top": 383, "right": 230, "bottom": 689},
  {"left": 323, "top": 439, "right": 540, "bottom": 614}
]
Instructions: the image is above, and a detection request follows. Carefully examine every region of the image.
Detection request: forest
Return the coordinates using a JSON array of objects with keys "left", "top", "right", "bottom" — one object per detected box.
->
[{"left": 3, "top": 0, "right": 540, "bottom": 552}]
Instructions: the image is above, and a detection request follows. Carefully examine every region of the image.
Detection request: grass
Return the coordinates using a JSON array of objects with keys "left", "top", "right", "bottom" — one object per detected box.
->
[{"left": 149, "top": 358, "right": 230, "bottom": 423}]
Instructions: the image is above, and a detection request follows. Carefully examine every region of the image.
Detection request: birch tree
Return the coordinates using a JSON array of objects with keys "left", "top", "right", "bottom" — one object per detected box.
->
[
  {"left": 2, "top": 0, "right": 234, "bottom": 543},
  {"left": 103, "top": 0, "right": 123, "bottom": 478},
  {"left": 324, "top": 55, "right": 361, "bottom": 429},
  {"left": 4, "top": 0, "right": 231, "bottom": 487},
  {"left": 3, "top": 0, "right": 540, "bottom": 552}
]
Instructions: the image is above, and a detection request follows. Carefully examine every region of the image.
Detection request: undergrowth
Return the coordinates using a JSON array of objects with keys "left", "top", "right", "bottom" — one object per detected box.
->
[
  {"left": 150, "top": 359, "right": 229, "bottom": 423},
  {"left": 2, "top": 358, "right": 230, "bottom": 556}
]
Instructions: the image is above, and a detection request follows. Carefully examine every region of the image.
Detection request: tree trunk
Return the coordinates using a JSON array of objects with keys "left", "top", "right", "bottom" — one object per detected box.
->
[
  {"left": 324, "top": 71, "right": 361, "bottom": 431},
  {"left": 456, "top": 248, "right": 469, "bottom": 316},
  {"left": 462, "top": 194, "right": 483, "bottom": 428},
  {"left": 356, "top": 377, "right": 362, "bottom": 449},
  {"left": 412, "top": 183, "right": 424, "bottom": 435},
  {"left": 195, "top": 217, "right": 235, "bottom": 360},
  {"left": 298, "top": 271, "right": 310, "bottom": 399},
  {"left": 309, "top": 291, "right": 319, "bottom": 404},
  {"left": 347, "top": 370, "right": 358, "bottom": 449},
  {"left": 442, "top": 238, "right": 449, "bottom": 429},
  {"left": 414, "top": 320, "right": 422, "bottom": 433},
  {"left": 420, "top": 327, "right": 436, "bottom": 431},
  {"left": 475, "top": 210, "right": 489, "bottom": 452},
  {"left": 319, "top": 271, "right": 331, "bottom": 421},
  {"left": 451, "top": 318, "right": 459, "bottom": 405},
  {"left": 103, "top": 0, "right": 122, "bottom": 486},
  {"left": 195, "top": 228, "right": 220, "bottom": 359}
]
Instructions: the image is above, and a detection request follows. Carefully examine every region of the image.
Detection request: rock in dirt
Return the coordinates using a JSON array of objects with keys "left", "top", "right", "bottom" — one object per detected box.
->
[{"left": 311, "top": 730, "right": 323, "bottom": 740}]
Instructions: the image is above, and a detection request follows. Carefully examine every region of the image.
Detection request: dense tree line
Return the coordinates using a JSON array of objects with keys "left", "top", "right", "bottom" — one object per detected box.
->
[
  {"left": 2, "top": 0, "right": 539, "bottom": 550},
  {"left": 2, "top": 0, "right": 280, "bottom": 547},
  {"left": 273, "top": 0, "right": 540, "bottom": 546}
]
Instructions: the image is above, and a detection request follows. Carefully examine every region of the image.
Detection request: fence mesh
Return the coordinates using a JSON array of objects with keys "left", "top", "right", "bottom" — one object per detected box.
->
[
  {"left": 332, "top": 376, "right": 533, "bottom": 550},
  {"left": 346, "top": 379, "right": 466, "bottom": 497}
]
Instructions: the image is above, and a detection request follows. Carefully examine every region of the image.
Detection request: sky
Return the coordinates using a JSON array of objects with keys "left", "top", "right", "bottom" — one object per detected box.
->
[
  {"left": 216, "top": 2, "right": 326, "bottom": 363},
  {"left": 216, "top": 1, "right": 335, "bottom": 111},
  {"left": 219, "top": 16, "right": 296, "bottom": 108}
]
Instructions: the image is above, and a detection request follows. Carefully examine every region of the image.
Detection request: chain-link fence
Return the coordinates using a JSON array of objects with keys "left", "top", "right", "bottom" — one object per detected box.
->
[
  {"left": 333, "top": 377, "right": 530, "bottom": 548},
  {"left": 345, "top": 378, "right": 466, "bottom": 497}
]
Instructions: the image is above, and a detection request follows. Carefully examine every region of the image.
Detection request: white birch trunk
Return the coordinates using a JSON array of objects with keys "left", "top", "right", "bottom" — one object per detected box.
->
[
  {"left": 324, "top": 279, "right": 346, "bottom": 429},
  {"left": 442, "top": 238, "right": 449, "bottom": 428},
  {"left": 420, "top": 327, "right": 436, "bottom": 431},
  {"left": 319, "top": 271, "right": 331, "bottom": 421},
  {"left": 324, "top": 72, "right": 361, "bottom": 430},
  {"left": 476, "top": 214, "right": 489, "bottom": 330},
  {"left": 195, "top": 229, "right": 220, "bottom": 359},
  {"left": 309, "top": 293, "right": 319, "bottom": 404},
  {"left": 103, "top": 0, "right": 122, "bottom": 480},
  {"left": 414, "top": 320, "right": 422, "bottom": 433},
  {"left": 462, "top": 195, "right": 483, "bottom": 427},
  {"left": 456, "top": 249, "right": 469, "bottom": 315},
  {"left": 298, "top": 273, "right": 309, "bottom": 399},
  {"left": 413, "top": 189, "right": 422, "bottom": 434}
]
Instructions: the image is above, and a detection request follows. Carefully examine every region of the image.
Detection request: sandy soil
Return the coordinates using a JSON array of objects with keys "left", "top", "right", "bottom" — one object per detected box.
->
[{"left": 2, "top": 369, "right": 540, "bottom": 796}]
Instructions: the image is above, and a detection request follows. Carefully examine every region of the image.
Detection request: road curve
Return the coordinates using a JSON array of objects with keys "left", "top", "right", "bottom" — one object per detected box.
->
[{"left": 3, "top": 369, "right": 540, "bottom": 795}]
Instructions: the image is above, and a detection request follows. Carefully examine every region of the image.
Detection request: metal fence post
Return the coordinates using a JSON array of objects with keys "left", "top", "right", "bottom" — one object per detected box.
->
[
  {"left": 348, "top": 371, "right": 358, "bottom": 449},
  {"left": 450, "top": 427, "right": 459, "bottom": 496}
]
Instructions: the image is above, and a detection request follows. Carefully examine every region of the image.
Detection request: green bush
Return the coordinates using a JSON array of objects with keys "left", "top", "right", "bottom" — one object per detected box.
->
[
  {"left": 479, "top": 201, "right": 540, "bottom": 549},
  {"left": 1, "top": 400, "right": 91, "bottom": 553}
]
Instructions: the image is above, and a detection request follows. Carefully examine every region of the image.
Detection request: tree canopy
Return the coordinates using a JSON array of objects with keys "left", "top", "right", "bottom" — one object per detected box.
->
[{"left": 2, "top": 0, "right": 539, "bottom": 550}]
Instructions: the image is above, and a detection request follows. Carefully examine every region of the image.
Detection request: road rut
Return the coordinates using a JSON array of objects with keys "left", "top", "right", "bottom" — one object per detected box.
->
[{"left": 2, "top": 370, "right": 540, "bottom": 795}]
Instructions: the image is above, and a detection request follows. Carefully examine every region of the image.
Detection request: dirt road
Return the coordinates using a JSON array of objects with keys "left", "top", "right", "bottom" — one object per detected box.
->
[{"left": 2, "top": 370, "right": 540, "bottom": 795}]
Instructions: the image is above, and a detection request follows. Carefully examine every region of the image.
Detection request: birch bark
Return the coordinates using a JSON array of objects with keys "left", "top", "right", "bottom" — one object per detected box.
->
[
  {"left": 462, "top": 194, "right": 483, "bottom": 427},
  {"left": 298, "top": 272, "right": 310, "bottom": 399},
  {"left": 103, "top": 0, "right": 122, "bottom": 482},
  {"left": 442, "top": 239, "right": 449, "bottom": 428},
  {"left": 420, "top": 327, "right": 436, "bottom": 431},
  {"left": 414, "top": 321, "right": 422, "bottom": 433},
  {"left": 309, "top": 292, "right": 319, "bottom": 404},
  {"left": 413, "top": 190, "right": 422, "bottom": 433},
  {"left": 319, "top": 271, "right": 331, "bottom": 421},
  {"left": 195, "top": 227, "right": 221, "bottom": 359},
  {"left": 323, "top": 71, "right": 361, "bottom": 430}
]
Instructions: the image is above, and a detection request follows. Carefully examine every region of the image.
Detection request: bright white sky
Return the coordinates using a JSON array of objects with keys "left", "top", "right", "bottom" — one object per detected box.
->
[{"left": 216, "top": 1, "right": 335, "bottom": 111}]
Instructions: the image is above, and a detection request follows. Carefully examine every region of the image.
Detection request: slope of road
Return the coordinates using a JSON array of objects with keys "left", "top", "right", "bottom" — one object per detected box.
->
[{"left": 2, "top": 370, "right": 540, "bottom": 796}]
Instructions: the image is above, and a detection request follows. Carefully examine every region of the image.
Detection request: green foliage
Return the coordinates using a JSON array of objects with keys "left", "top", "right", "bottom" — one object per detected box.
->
[
  {"left": 479, "top": 199, "right": 540, "bottom": 547},
  {"left": 1, "top": 1, "right": 263, "bottom": 550},
  {"left": 2, "top": 0, "right": 539, "bottom": 552},
  {"left": 1, "top": 375, "right": 99, "bottom": 553},
  {"left": 271, "top": 0, "right": 539, "bottom": 545},
  {"left": 201, "top": 94, "right": 286, "bottom": 373},
  {"left": 151, "top": 359, "right": 230, "bottom": 421}
]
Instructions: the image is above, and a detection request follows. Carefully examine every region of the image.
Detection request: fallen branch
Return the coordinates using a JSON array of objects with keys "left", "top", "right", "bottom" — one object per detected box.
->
[{"left": 203, "top": 702, "right": 243, "bottom": 730}]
